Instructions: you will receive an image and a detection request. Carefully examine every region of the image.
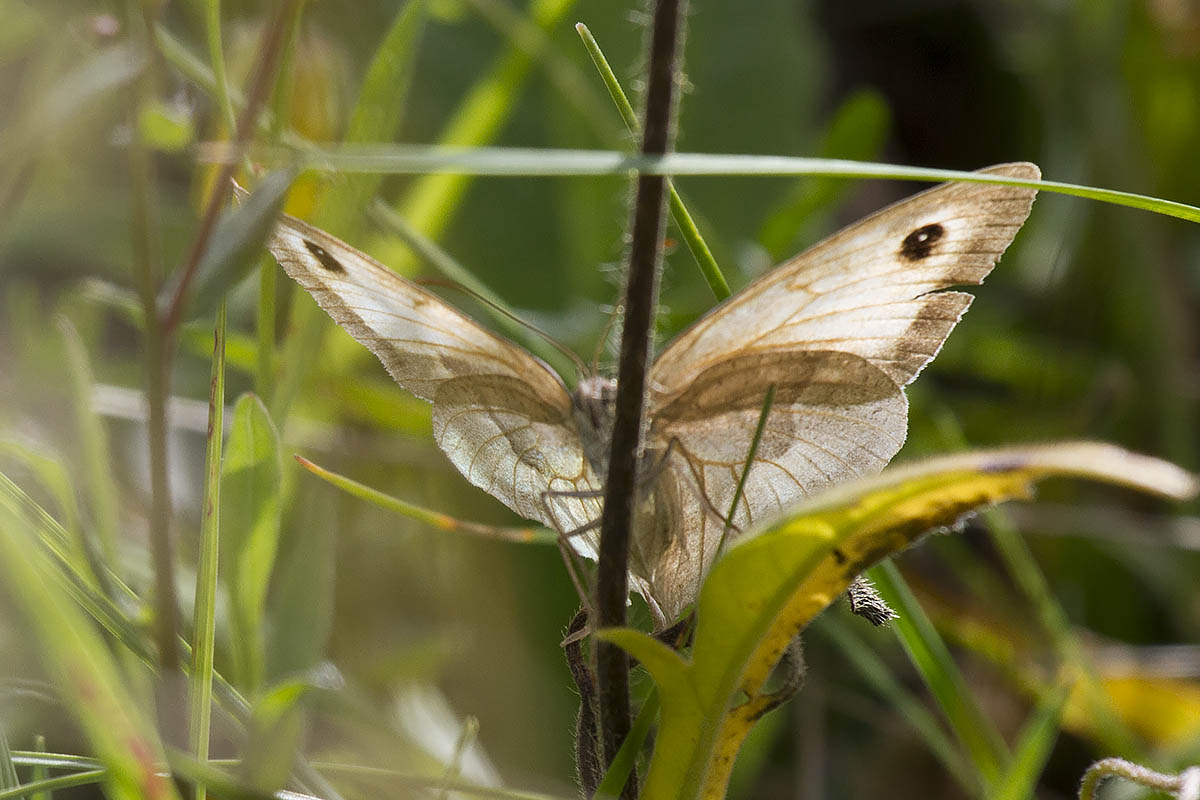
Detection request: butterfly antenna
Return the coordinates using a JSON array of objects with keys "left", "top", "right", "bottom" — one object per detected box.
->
[{"left": 418, "top": 278, "right": 587, "bottom": 375}]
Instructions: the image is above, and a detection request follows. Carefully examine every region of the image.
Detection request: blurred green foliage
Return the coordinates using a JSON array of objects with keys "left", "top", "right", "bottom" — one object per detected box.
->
[{"left": 0, "top": 0, "right": 1198, "bottom": 798}]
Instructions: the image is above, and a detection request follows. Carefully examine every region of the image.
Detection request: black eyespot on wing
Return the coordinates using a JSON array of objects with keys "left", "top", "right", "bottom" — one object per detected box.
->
[
  {"left": 304, "top": 240, "right": 346, "bottom": 274},
  {"left": 899, "top": 223, "right": 945, "bottom": 261}
]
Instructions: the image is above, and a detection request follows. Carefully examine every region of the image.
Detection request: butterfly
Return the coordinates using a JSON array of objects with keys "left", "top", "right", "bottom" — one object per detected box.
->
[{"left": 261, "top": 163, "right": 1040, "bottom": 627}]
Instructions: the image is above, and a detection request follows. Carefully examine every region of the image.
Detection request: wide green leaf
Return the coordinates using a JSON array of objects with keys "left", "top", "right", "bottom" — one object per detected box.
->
[
  {"left": 599, "top": 442, "right": 1198, "bottom": 800},
  {"left": 222, "top": 393, "right": 284, "bottom": 690}
]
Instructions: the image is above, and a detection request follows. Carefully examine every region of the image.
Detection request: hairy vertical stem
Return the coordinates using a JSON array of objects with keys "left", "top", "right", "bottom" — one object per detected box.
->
[{"left": 595, "top": 0, "right": 688, "bottom": 795}]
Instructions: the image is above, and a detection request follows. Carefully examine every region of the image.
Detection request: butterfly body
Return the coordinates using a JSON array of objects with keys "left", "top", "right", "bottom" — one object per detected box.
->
[{"left": 261, "top": 163, "right": 1041, "bottom": 627}]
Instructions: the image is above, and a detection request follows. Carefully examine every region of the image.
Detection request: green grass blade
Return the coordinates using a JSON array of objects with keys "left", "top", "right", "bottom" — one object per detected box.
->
[
  {"left": 294, "top": 455, "right": 556, "bottom": 545},
  {"left": 188, "top": 302, "right": 227, "bottom": 800},
  {"left": 594, "top": 690, "right": 659, "bottom": 800},
  {"left": 57, "top": 317, "right": 121, "bottom": 565},
  {"left": 0, "top": 441, "right": 87, "bottom": 576},
  {"left": 223, "top": 394, "right": 284, "bottom": 691},
  {"left": 814, "top": 616, "right": 978, "bottom": 796},
  {"left": 369, "top": 200, "right": 575, "bottom": 377},
  {"left": 203, "top": 0, "right": 235, "bottom": 132},
  {"left": 226, "top": 145, "right": 1200, "bottom": 225},
  {"left": 271, "top": 0, "right": 428, "bottom": 423},
  {"left": 389, "top": 0, "right": 581, "bottom": 247},
  {"left": 0, "top": 507, "right": 179, "bottom": 800},
  {"left": 988, "top": 681, "right": 1070, "bottom": 800},
  {"left": 574, "top": 22, "right": 729, "bottom": 299},
  {"left": 0, "top": 724, "right": 18, "bottom": 789},
  {"left": 0, "top": 771, "right": 108, "bottom": 800},
  {"left": 868, "top": 560, "right": 1009, "bottom": 788},
  {"left": 317, "top": 0, "right": 428, "bottom": 238}
]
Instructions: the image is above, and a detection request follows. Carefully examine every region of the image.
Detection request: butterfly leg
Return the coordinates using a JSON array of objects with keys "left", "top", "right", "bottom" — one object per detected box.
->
[{"left": 563, "top": 608, "right": 603, "bottom": 797}]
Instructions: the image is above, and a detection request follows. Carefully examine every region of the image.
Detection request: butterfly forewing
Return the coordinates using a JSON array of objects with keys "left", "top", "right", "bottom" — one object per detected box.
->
[
  {"left": 263, "top": 213, "right": 603, "bottom": 536},
  {"left": 651, "top": 163, "right": 1041, "bottom": 391}
]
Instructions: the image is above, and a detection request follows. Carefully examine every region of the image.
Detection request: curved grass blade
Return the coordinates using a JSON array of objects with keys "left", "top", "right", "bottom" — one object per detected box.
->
[
  {"left": 217, "top": 145, "right": 1200, "bottom": 225},
  {"left": 575, "top": 22, "right": 729, "bottom": 300},
  {"left": 294, "top": 456, "right": 556, "bottom": 545},
  {"left": 0, "top": 505, "right": 180, "bottom": 800}
]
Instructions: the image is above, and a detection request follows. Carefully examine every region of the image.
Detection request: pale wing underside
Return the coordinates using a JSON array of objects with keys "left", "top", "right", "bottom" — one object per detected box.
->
[
  {"left": 641, "top": 350, "right": 908, "bottom": 618},
  {"left": 651, "top": 163, "right": 1041, "bottom": 392},
  {"left": 265, "top": 213, "right": 600, "bottom": 535}
]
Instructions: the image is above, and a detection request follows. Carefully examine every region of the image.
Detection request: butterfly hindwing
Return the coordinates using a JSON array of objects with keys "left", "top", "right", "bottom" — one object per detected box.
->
[{"left": 264, "top": 213, "right": 602, "bottom": 534}]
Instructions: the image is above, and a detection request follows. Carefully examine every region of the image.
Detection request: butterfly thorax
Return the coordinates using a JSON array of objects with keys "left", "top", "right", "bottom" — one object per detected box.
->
[{"left": 571, "top": 374, "right": 618, "bottom": 476}]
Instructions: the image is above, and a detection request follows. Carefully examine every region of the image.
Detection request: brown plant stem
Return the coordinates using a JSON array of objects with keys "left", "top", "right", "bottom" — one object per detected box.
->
[{"left": 594, "top": 0, "right": 688, "bottom": 795}]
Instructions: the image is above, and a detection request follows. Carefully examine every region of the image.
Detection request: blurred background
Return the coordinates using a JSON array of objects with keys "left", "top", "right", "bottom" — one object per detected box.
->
[{"left": 0, "top": 0, "right": 1198, "bottom": 797}]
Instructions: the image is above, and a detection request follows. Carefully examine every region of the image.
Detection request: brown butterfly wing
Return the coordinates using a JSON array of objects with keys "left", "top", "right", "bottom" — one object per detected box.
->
[{"left": 265, "top": 213, "right": 602, "bottom": 538}]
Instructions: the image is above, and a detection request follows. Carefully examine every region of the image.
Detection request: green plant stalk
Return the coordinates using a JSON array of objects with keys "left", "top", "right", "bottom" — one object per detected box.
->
[
  {"left": 868, "top": 559, "right": 1009, "bottom": 789},
  {"left": 188, "top": 302, "right": 226, "bottom": 800},
  {"left": 58, "top": 318, "right": 121, "bottom": 565},
  {"left": 465, "top": 0, "right": 616, "bottom": 137},
  {"left": 815, "top": 617, "right": 976, "bottom": 795},
  {"left": 575, "top": 22, "right": 729, "bottom": 300}
]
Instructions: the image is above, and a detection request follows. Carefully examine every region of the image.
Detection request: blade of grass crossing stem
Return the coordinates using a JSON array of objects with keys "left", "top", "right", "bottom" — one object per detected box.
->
[
  {"left": 189, "top": 301, "right": 227, "bottom": 800},
  {"left": 575, "top": 23, "right": 729, "bottom": 300},
  {"left": 989, "top": 681, "right": 1070, "bottom": 800},
  {"left": 594, "top": 690, "right": 660, "bottom": 800},
  {"left": 31, "top": 735, "right": 48, "bottom": 800},
  {"left": 0, "top": 504, "right": 179, "bottom": 800},
  {"left": 718, "top": 385, "right": 775, "bottom": 556},
  {"left": 868, "top": 559, "right": 1009, "bottom": 790},
  {"left": 815, "top": 617, "right": 977, "bottom": 796},
  {"left": 58, "top": 317, "right": 121, "bottom": 565}
]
